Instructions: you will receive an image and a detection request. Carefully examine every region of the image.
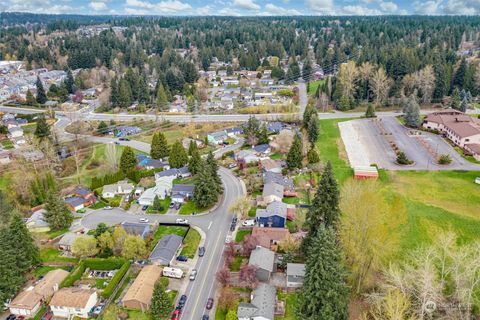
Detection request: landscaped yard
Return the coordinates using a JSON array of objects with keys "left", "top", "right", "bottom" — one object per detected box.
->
[
  {"left": 1, "top": 139, "right": 14, "bottom": 149},
  {"left": 235, "top": 229, "right": 251, "bottom": 242},
  {"left": 307, "top": 80, "right": 325, "bottom": 96},
  {"left": 179, "top": 201, "right": 211, "bottom": 215},
  {"left": 230, "top": 256, "right": 246, "bottom": 272},
  {"left": 146, "top": 196, "right": 171, "bottom": 214},
  {"left": 179, "top": 228, "right": 201, "bottom": 258},
  {"left": 276, "top": 291, "right": 298, "bottom": 320},
  {"left": 153, "top": 225, "right": 188, "bottom": 241},
  {"left": 40, "top": 248, "right": 78, "bottom": 264}
]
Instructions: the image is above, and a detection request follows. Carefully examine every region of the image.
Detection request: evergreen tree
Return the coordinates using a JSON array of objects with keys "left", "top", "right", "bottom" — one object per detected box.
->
[
  {"left": 44, "top": 191, "right": 74, "bottom": 230},
  {"left": 206, "top": 151, "right": 223, "bottom": 194},
  {"left": 169, "top": 141, "right": 188, "bottom": 168},
  {"left": 25, "top": 89, "right": 36, "bottom": 105},
  {"left": 118, "top": 78, "right": 133, "bottom": 108},
  {"left": 307, "top": 147, "right": 320, "bottom": 164},
  {"left": 151, "top": 132, "right": 169, "bottom": 160},
  {"left": 403, "top": 95, "right": 421, "bottom": 128},
  {"left": 301, "top": 161, "right": 339, "bottom": 253},
  {"left": 34, "top": 116, "right": 50, "bottom": 139},
  {"left": 365, "top": 103, "right": 376, "bottom": 118},
  {"left": 0, "top": 190, "right": 14, "bottom": 226},
  {"left": 188, "top": 148, "right": 202, "bottom": 175},
  {"left": 35, "top": 76, "right": 47, "bottom": 104},
  {"left": 286, "top": 134, "right": 303, "bottom": 170},
  {"left": 137, "top": 75, "right": 149, "bottom": 103},
  {"left": 271, "top": 66, "right": 285, "bottom": 80},
  {"left": 97, "top": 121, "right": 108, "bottom": 134},
  {"left": 297, "top": 225, "right": 350, "bottom": 320},
  {"left": 0, "top": 232, "right": 25, "bottom": 306},
  {"left": 110, "top": 77, "right": 119, "bottom": 107},
  {"left": 258, "top": 123, "right": 269, "bottom": 145},
  {"left": 302, "top": 59, "right": 312, "bottom": 81},
  {"left": 243, "top": 116, "right": 261, "bottom": 146},
  {"left": 307, "top": 116, "right": 319, "bottom": 144},
  {"left": 120, "top": 146, "right": 137, "bottom": 173},
  {"left": 303, "top": 104, "right": 316, "bottom": 129},
  {"left": 65, "top": 69, "right": 75, "bottom": 94},
  {"left": 460, "top": 97, "right": 469, "bottom": 113},
  {"left": 450, "top": 88, "right": 461, "bottom": 110},
  {"left": 433, "top": 64, "right": 447, "bottom": 101},
  {"left": 153, "top": 196, "right": 163, "bottom": 212},
  {"left": 188, "top": 140, "right": 197, "bottom": 156},
  {"left": 58, "top": 82, "right": 69, "bottom": 102},
  {"left": 452, "top": 58, "right": 466, "bottom": 89},
  {"left": 193, "top": 164, "right": 219, "bottom": 208},
  {"left": 156, "top": 82, "right": 169, "bottom": 111},
  {"left": 150, "top": 282, "right": 171, "bottom": 319}
]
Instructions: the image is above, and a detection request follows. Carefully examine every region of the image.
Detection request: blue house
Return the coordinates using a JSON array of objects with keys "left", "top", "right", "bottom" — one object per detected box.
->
[{"left": 256, "top": 201, "right": 287, "bottom": 228}]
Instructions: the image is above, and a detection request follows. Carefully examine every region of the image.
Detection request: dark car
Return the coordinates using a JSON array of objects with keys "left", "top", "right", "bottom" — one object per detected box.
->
[
  {"left": 114, "top": 141, "right": 120, "bottom": 145},
  {"left": 206, "top": 298, "right": 214, "bottom": 310},
  {"left": 169, "top": 202, "right": 175, "bottom": 208},
  {"left": 175, "top": 202, "right": 181, "bottom": 210},
  {"left": 198, "top": 246, "right": 205, "bottom": 257},
  {"left": 232, "top": 216, "right": 238, "bottom": 224},
  {"left": 119, "top": 137, "right": 130, "bottom": 141},
  {"left": 141, "top": 205, "right": 148, "bottom": 211},
  {"left": 230, "top": 224, "right": 235, "bottom": 231},
  {"left": 6, "top": 315, "right": 16, "bottom": 320},
  {"left": 178, "top": 295, "right": 187, "bottom": 307},
  {"left": 176, "top": 256, "right": 188, "bottom": 262},
  {"left": 202, "top": 315, "right": 209, "bottom": 320}
]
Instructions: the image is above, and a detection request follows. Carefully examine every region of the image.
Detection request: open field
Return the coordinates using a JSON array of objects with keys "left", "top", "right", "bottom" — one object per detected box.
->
[{"left": 318, "top": 118, "right": 480, "bottom": 256}]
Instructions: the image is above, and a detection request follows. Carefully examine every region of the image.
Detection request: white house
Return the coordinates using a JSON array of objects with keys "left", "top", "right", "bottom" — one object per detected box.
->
[
  {"left": 50, "top": 288, "right": 97, "bottom": 319},
  {"left": 102, "top": 180, "right": 134, "bottom": 198},
  {"left": 138, "top": 176, "right": 174, "bottom": 205},
  {"left": 8, "top": 126, "right": 23, "bottom": 138}
]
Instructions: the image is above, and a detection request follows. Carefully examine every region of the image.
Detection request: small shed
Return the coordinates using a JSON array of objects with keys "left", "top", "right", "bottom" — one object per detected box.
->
[{"left": 353, "top": 166, "right": 379, "bottom": 180}]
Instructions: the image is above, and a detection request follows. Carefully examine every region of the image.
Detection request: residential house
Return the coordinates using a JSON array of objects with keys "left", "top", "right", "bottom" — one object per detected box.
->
[
  {"left": 263, "top": 172, "right": 295, "bottom": 192},
  {"left": 260, "top": 182, "right": 284, "bottom": 205},
  {"left": 265, "top": 121, "right": 285, "bottom": 134},
  {"left": 286, "top": 263, "right": 305, "bottom": 288},
  {"left": 171, "top": 184, "right": 195, "bottom": 203},
  {"left": 9, "top": 269, "right": 69, "bottom": 318},
  {"left": 253, "top": 144, "right": 271, "bottom": 155},
  {"left": 142, "top": 159, "right": 170, "bottom": 170},
  {"left": 237, "top": 149, "right": 260, "bottom": 164},
  {"left": 64, "top": 196, "right": 86, "bottom": 212},
  {"left": 248, "top": 246, "right": 276, "bottom": 281},
  {"left": 138, "top": 183, "right": 172, "bottom": 206},
  {"left": 465, "top": 143, "right": 480, "bottom": 161},
  {"left": 8, "top": 126, "right": 23, "bottom": 138},
  {"left": 102, "top": 180, "right": 134, "bottom": 198},
  {"left": 149, "top": 234, "right": 183, "bottom": 266},
  {"left": 26, "top": 209, "right": 50, "bottom": 232},
  {"left": 121, "top": 221, "right": 151, "bottom": 239},
  {"left": 155, "top": 167, "right": 191, "bottom": 180},
  {"left": 226, "top": 127, "right": 244, "bottom": 137},
  {"left": 58, "top": 233, "right": 92, "bottom": 252},
  {"left": 72, "top": 186, "right": 96, "bottom": 206},
  {"left": 208, "top": 131, "right": 228, "bottom": 144},
  {"left": 256, "top": 201, "right": 287, "bottom": 228},
  {"left": 260, "top": 159, "right": 282, "bottom": 173},
  {"left": 251, "top": 227, "right": 289, "bottom": 251},
  {"left": 121, "top": 265, "right": 162, "bottom": 311},
  {"left": 423, "top": 109, "right": 480, "bottom": 148},
  {"left": 49, "top": 288, "right": 98, "bottom": 319},
  {"left": 237, "top": 283, "right": 276, "bottom": 320}
]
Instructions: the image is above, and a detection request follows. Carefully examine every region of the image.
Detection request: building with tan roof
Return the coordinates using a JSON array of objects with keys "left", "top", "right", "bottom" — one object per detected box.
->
[
  {"left": 252, "top": 227, "right": 289, "bottom": 251},
  {"left": 423, "top": 109, "right": 480, "bottom": 148},
  {"left": 9, "top": 269, "right": 69, "bottom": 318},
  {"left": 50, "top": 288, "right": 97, "bottom": 319},
  {"left": 122, "top": 265, "right": 162, "bottom": 311}
]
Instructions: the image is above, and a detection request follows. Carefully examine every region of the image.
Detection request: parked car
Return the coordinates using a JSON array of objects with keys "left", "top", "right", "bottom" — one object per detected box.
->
[
  {"left": 171, "top": 308, "right": 181, "bottom": 320},
  {"left": 141, "top": 205, "right": 148, "bottom": 211},
  {"left": 229, "top": 224, "right": 235, "bottom": 231},
  {"left": 139, "top": 218, "right": 149, "bottom": 223},
  {"left": 17, "top": 316, "right": 25, "bottom": 320},
  {"left": 198, "top": 246, "right": 205, "bottom": 257},
  {"left": 242, "top": 219, "right": 255, "bottom": 227},
  {"left": 176, "top": 256, "right": 188, "bottom": 262},
  {"left": 175, "top": 202, "right": 181, "bottom": 210},
  {"left": 6, "top": 315, "right": 16, "bottom": 320},
  {"left": 189, "top": 269, "right": 197, "bottom": 281},
  {"left": 119, "top": 137, "right": 130, "bottom": 141},
  {"left": 228, "top": 163, "right": 237, "bottom": 169},
  {"left": 114, "top": 141, "right": 120, "bottom": 145},
  {"left": 176, "top": 218, "right": 189, "bottom": 224},
  {"left": 232, "top": 216, "right": 238, "bottom": 224},
  {"left": 169, "top": 202, "right": 175, "bottom": 208},
  {"left": 104, "top": 206, "right": 112, "bottom": 210},
  {"left": 206, "top": 298, "right": 214, "bottom": 310},
  {"left": 178, "top": 295, "right": 187, "bottom": 307},
  {"left": 225, "top": 234, "right": 232, "bottom": 243},
  {"left": 202, "top": 315, "right": 209, "bottom": 320}
]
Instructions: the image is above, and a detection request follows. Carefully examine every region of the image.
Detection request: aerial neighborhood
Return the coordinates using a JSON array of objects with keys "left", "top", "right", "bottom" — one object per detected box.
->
[{"left": 1, "top": 12, "right": 480, "bottom": 320}]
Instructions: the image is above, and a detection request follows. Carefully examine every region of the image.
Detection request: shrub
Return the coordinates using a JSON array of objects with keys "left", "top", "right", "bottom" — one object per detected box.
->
[
  {"left": 396, "top": 151, "right": 413, "bottom": 165},
  {"left": 61, "top": 261, "right": 86, "bottom": 288},
  {"left": 84, "top": 257, "right": 126, "bottom": 270},
  {"left": 438, "top": 154, "right": 452, "bottom": 165},
  {"left": 101, "top": 261, "right": 130, "bottom": 298}
]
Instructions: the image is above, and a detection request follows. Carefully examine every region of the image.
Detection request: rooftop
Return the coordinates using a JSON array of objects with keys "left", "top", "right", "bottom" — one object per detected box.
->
[{"left": 249, "top": 246, "right": 275, "bottom": 272}]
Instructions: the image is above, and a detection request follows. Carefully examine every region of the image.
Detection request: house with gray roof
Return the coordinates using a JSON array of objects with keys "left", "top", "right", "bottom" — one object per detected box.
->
[
  {"left": 149, "top": 234, "right": 183, "bottom": 266},
  {"left": 286, "top": 263, "right": 305, "bottom": 288},
  {"left": 155, "top": 167, "right": 191, "bottom": 179},
  {"left": 249, "top": 246, "right": 276, "bottom": 281},
  {"left": 263, "top": 172, "right": 294, "bottom": 191},
  {"left": 208, "top": 130, "right": 228, "bottom": 144},
  {"left": 26, "top": 209, "right": 50, "bottom": 232},
  {"left": 237, "top": 283, "right": 276, "bottom": 320},
  {"left": 256, "top": 201, "right": 287, "bottom": 228},
  {"left": 120, "top": 222, "right": 151, "bottom": 239},
  {"left": 261, "top": 182, "right": 283, "bottom": 204},
  {"left": 171, "top": 184, "right": 195, "bottom": 203}
]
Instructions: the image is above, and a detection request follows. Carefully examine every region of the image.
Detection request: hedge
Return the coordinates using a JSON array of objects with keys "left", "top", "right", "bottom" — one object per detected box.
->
[
  {"left": 101, "top": 260, "right": 130, "bottom": 298},
  {"left": 60, "top": 262, "right": 86, "bottom": 288},
  {"left": 60, "top": 258, "right": 127, "bottom": 288}
]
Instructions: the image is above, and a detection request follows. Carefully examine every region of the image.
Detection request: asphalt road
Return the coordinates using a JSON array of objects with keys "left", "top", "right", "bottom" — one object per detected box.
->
[{"left": 81, "top": 167, "right": 244, "bottom": 320}]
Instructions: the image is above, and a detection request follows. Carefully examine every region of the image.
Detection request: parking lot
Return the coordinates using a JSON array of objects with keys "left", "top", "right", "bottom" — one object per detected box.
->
[{"left": 340, "top": 116, "right": 480, "bottom": 171}]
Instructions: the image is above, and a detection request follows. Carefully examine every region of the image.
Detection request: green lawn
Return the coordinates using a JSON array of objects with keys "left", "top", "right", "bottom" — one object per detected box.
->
[
  {"left": 230, "top": 256, "right": 246, "bottom": 272},
  {"left": 308, "top": 80, "right": 325, "bottom": 96},
  {"left": 33, "top": 306, "right": 46, "bottom": 320},
  {"left": 276, "top": 291, "right": 298, "bottom": 320},
  {"left": 47, "top": 227, "right": 70, "bottom": 239},
  {"left": 248, "top": 207, "right": 256, "bottom": 217},
  {"left": 282, "top": 197, "right": 299, "bottom": 204},
  {"left": 179, "top": 201, "right": 212, "bottom": 215},
  {"left": 40, "top": 248, "right": 78, "bottom": 263},
  {"left": 89, "top": 201, "right": 107, "bottom": 209},
  {"left": 153, "top": 225, "right": 188, "bottom": 241},
  {"left": 34, "top": 266, "right": 68, "bottom": 277},
  {"left": 1, "top": 139, "right": 14, "bottom": 149},
  {"left": 235, "top": 229, "right": 251, "bottom": 242},
  {"left": 270, "top": 152, "right": 283, "bottom": 160},
  {"left": 180, "top": 228, "right": 201, "bottom": 258},
  {"left": 146, "top": 197, "right": 171, "bottom": 214}
]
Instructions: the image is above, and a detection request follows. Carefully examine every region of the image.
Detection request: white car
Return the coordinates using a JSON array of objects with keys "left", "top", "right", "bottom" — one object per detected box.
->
[
  {"left": 104, "top": 206, "right": 112, "bottom": 210},
  {"left": 176, "top": 218, "right": 189, "bottom": 224},
  {"left": 225, "top": 234, "right": 232, "bottom": 243},
  {"left": 242, "top": 219, "right": 255, "bottom": 227},
  {"left": 139, "top": 218, "right": 149, "bottom": 223}
]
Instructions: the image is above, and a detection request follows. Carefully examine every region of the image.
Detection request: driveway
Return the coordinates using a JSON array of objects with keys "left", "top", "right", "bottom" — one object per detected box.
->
[{"left": 340, "top": 116, "right": 480, "bottom": 171}]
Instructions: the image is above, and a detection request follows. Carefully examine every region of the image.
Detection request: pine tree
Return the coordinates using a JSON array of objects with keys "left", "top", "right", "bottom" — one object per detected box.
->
[
  {"left": 120, "top": 146, "right": 137, "bottom": 173},
  {"left": 450, "top": 88, "right": 461, "bottom": 110},
  {"left": 0, "top": 231, "right": 25, "bottom": 306},
  {"left": 35, "top": 76, "right": 47, "bottom": 104},
  {"left": 258, "top": 123, "right": 269, "bottom": 145},
  {"left": 169, "top": 141, "right": 188, "bottom": 168},
  {"left": 303, "top": 104, "right": 316, "bottom": 129},
  {"left": 0, "top": 190, "right": 14, "bottom": 226},
  {"left": 307, "top": 116, "right": 319, "bottom": 144},
  {"left": 58, "top": 82, "right": 69, "bottom": 102},
  {"left": 153, "top": 195, "right": 164, "bottom": 212},
  {"left": 433, "top": 64, "right": 447, "bottom": 101},
  {"left": 365, "top": 103, "right": 376, "bottom": 118},
  {"left": 137, "top": 75, "right": 149, "bottom": 103},
  {"left": 302, "top": 59, "right": 312, "bottom": 81},
  {"left": 460, "top": 97, "right": 469, "bottom": 113},
  {"left": 307, "top": 147, "right": 320, "bottom": 164},
  {"left": 188, "top": 140, "right": 197, "bottom": 156},
  {"left": 156, "top": 83, "right": 169, "bottom": 111},
  {"left": 118, "top": 78, "right": 133, "bottom": 108},
  {"left": 297, "top": 225, "right": 350, "bottom": 320},
  {"left": 188, "top": 148, "right": 202, "bottom": 175},
  {"left": 151, "top": 132, "right": 169, "bottom": 160},
  {"left": 110, "top": 77, "right": 119, "bottom": 107},
  {"left": 97, "top": 121, "right": 108, "bottom": 134},
  {"left": 193, "top": 164, "right": 219, "bottom": 208},
  {"left": 286, "top": 134, "right": 303, "bottom": 170},
  {"left": 65, "top": 69, "right": 75, "bottom": 94},
  {"left": 26, "top": 89, "right": 36, "bottom": 105},
  {"left": 44, "top": 191, "right": 74, "bottom": 230},
  {"left": 301, "top": 161, "right": 339, "bottom": 253},
  {"left": 206, "top": 151, "right": 223, "bottom": 194},
  {"left": 34, "top": 116, "right": 50, "bottom": 139},
  {"left": 403, "top": 95, "right": 421, "bottom": 128},
  {"left": 452, "top": 58, "right": 466, "bottom": 89},
  {"left": 150, "top": 282, "right": 171, "bottom": 319}
]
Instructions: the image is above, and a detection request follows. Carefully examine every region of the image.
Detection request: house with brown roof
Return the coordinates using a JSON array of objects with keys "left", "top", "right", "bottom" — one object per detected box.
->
[
  {"left": 9, "top": 269, "right": 69, "bottom": 318},
  {"left": 423, "top": 109, "right": 480, "bottom": 148},
  {"left": 252, "top": 227, "right": 289, "bottom": 251},
  {"left": 50, "top": 288, "right": 97, "bottom": 318},
  {"left": 122, "top": 265, "right": 162, "bottom": 311}
]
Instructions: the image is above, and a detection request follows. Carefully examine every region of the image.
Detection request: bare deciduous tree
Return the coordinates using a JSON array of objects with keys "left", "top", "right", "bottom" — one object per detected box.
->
[
  {"left": 337, "top": 60, "right": 359, "bottom": 100},
  {"left": 371, "top": 67, "right": 392, "bottom": 106}
]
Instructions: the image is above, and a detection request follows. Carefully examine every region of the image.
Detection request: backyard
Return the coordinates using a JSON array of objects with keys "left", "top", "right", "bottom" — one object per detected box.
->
[{"left": 151, "top": 225, "right": 201, "bottom": 259}]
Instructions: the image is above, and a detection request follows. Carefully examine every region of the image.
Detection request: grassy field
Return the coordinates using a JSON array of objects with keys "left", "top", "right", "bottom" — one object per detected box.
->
[
  {"left": 317, "top": 118, "right": 480, "bottom": 256},
  {"left": 180, "top": 228, "right": 201, "bottom": 258},
  {"left": 179, "top": 201, "right": 211, "bottom": 215},
  {"left": 153, "top": 225, "right": 188, "bottom": 241}
]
